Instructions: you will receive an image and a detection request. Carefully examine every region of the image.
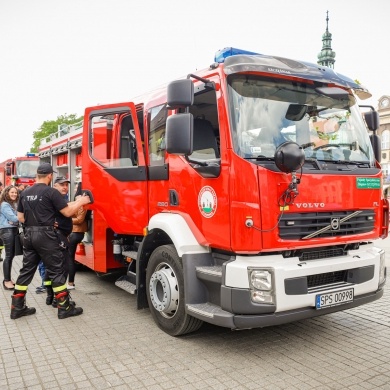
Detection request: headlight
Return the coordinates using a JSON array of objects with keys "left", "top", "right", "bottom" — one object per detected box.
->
[
  {"left": 250, "top": 270, "right": 272, "bottom": 290},
  {"left": 379, "top": 251, "right": 386, "bottom": 286},
  {"left": 248, "top": 269, "right": 275, "bottom": 304},
  {"left": 251, "top": 290, "right": 274, "bottom": 304}
]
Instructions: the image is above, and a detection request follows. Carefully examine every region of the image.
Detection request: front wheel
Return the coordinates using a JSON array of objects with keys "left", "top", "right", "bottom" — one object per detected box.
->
[{"left": 146, "top": 245, "right": 203, "bottom": 336}]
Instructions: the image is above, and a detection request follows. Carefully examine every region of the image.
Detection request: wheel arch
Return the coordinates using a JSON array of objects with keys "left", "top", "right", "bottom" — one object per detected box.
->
[
  {"left": 148, "top": 213, "right": 209, "bottom": 257},
  {"left": 136, "top": 213, "right": 209, "bottom": 310}
]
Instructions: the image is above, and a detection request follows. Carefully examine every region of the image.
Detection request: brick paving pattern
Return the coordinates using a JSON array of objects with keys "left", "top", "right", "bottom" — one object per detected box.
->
[{"left": 1, "top": 238, "right": 390, "bottom": 390}]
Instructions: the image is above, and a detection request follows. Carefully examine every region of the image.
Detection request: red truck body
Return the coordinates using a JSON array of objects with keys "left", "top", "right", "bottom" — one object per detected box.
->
[{"left": 38, "top": 48, "right": 388, "bottom": 335}]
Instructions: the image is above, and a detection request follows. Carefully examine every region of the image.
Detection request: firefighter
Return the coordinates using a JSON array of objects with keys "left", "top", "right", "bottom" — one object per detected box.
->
[
  {"left": 45, "top": 176, "right": 72, "bottom": 307},
  {"left": 10, "top": 163, "right": 91, "bottom": 320},
  {"left": 44, "top": 176, "right": 75, "bottom": 307}
]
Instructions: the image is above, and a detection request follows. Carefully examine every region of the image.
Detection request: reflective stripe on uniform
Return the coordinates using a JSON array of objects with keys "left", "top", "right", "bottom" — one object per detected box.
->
[
  {"left": 53, "top": 284, "right": 67, "bottom": 293},
  {"left": 14, "top": 285, "right": 28, "bottom": 291}
]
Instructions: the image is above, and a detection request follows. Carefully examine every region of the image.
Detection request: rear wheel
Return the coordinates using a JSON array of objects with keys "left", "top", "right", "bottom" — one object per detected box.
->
[{"left": 146, "top": 244, "right": 203, "bottom": 336}]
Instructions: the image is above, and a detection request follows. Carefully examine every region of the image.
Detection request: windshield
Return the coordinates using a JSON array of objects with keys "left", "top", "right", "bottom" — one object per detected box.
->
[
  {"left": 16, "top": 159, "right": 39, "bottom": 177},
  {"left": 228, "top": 75, "right": 374, "bottom": 165}
]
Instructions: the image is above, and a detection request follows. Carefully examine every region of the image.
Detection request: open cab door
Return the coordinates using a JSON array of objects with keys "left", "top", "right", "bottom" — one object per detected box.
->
[{"left": 81, "top": 102, "right": 148, "bottom": 271}]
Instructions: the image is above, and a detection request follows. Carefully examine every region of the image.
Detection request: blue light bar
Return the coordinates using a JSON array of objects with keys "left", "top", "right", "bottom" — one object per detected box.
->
[
  {"left": 26, "top": 153, "right": 36, "bottom": 157},
  {"left": 214, "top": 47, "right": 261, "bottom": 63}
]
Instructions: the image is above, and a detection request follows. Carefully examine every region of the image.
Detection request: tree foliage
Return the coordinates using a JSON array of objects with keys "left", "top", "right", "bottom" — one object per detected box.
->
[{"left": 31, "top": 113, "right": 84, "bottom": 152}]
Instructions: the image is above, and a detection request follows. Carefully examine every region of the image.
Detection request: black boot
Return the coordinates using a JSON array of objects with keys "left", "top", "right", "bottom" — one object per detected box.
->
[
  {"left": 10, "top": 293, "right": 36, "bottom": 319},
  {"left": 56, "top": 291, "right": 82, "bottom": 319},
  {"left": 52, "top": 294, "right": 76, "bottom": 308},
  {"left": 46, "top": 286, "right": 54, "bottom": 305}
]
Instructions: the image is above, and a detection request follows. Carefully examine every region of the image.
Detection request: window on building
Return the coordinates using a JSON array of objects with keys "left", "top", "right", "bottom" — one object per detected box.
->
[
  {"left": 382, "top": 129, "right": 389, "bottom": 150},
  {"left": 382, "top": 163, "right": 390, "bottom": 185},
  {"left": 383, "top": 162, "right": 389, "bottom": 175}
]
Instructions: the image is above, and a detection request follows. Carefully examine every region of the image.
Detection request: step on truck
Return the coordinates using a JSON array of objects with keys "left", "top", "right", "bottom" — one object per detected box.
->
[{"left": 38, "top": 48, "right": 388, "bottom": 336}]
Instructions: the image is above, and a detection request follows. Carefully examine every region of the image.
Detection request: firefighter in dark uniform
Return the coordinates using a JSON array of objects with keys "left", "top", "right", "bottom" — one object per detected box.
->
[
  {"left": 10, "top": 163, "right": 91, "bottom": 320},
  {"left": 45, "top": 176, "right": 73, "bottom": 307}
]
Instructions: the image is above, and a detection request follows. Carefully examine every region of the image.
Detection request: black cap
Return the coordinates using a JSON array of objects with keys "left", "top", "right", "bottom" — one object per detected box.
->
[
  {"left": 54, "top": 176, "right": 71, "bottom": 184},
  {"left": 37, "top": 163, "right": 56, "bottom": 174}
]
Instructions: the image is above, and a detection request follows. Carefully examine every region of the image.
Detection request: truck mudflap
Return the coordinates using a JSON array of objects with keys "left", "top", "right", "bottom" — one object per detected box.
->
[{"left": 186, "top": 287, "right": 384, "bottom": 330}]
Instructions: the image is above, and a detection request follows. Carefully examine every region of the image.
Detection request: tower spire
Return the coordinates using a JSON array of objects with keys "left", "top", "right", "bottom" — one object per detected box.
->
[
  {"left": 326, "top": 10, "right": 329, "bottom": 33},
  {"left": 317, "top": 10, "right": 336, "bottom": 69}
]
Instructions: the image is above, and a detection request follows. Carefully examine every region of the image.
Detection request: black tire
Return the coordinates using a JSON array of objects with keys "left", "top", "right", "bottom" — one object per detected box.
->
[{"left": 146, "top": 244, "right": 203, "bottom": 336}]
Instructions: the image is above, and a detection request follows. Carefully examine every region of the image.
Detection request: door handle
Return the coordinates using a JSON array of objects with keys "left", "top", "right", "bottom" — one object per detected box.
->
[{"left": 81, "top": 189, "right": 94, "bottom": 204}]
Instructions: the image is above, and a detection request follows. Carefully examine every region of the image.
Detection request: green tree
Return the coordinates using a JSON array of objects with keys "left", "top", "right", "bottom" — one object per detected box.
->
[{"left": 31, "top": 113, "right": 83, "bottom": 152}]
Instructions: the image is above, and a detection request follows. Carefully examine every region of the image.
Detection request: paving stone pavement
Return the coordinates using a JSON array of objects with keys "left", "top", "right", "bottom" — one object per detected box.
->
[{"left": 1, "top": 238, "right": 390, "bottom": 390}]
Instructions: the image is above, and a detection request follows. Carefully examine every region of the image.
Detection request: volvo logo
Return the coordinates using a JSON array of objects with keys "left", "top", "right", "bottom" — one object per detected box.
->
[
  {"left": 330, "top": 218, "right": 340, "bottom": 230},
  {"left": 302, "top": 211, "right": 362, "bottom": 240}
]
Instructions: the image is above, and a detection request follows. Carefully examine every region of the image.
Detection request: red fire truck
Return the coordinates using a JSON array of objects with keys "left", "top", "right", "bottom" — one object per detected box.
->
[
  {"left": 38, "top": 48, "right": 387, "bottom": 336},
  {"left": 0, "top": 154, "right": 39, "bottom": 188}
]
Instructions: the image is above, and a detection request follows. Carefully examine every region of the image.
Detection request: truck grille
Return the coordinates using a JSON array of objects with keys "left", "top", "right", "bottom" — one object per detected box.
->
[
  {"left": 279, "top": 210, "right": 375, "bottom": 240},
  {"left": 300, "top": 247, "right": 346, "bottom": 261},
  {"left": 307, "top": 270, "right": 348, "bottom": 288}
]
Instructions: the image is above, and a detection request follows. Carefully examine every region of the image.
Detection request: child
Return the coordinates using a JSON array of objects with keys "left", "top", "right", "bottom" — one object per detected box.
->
[{"left": 35, "top": 260, "right": 46, "bottom": 293}]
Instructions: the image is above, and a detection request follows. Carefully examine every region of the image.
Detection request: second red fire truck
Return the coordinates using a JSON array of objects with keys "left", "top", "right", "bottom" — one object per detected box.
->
[
  {"left": 39, "top": 48, "right": 387, "bottom": 336},
  {"left": 0, "top": 154, "right": 39, "bottom": 188}
]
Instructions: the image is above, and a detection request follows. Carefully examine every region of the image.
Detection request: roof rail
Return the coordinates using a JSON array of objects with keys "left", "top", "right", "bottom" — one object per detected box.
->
[{"left": 39, "top": 120, "right": 83, "bottom": 146}]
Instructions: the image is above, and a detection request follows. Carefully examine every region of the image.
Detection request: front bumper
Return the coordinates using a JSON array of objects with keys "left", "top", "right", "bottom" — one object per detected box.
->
[{"left": 186, "top": 286, "right": 384, "bottom": 330}]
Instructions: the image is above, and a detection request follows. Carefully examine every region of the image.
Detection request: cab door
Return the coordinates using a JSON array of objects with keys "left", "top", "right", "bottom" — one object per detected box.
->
[{"left": 82, "top": 102, "right": 148, "bottom": 235}]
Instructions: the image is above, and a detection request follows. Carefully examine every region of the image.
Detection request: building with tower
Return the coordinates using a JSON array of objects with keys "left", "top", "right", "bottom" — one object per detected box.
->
[
  {"left": 316, "top": 12, "right": 389, "bottom": 194},
  {"left": 317, "top": 11, "right": 336, "bottom": 69}
]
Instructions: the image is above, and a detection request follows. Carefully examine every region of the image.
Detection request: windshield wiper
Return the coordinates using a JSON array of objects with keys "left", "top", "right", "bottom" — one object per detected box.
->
[
  {"left": 316, "top": 159, "right": 371, "bottom": 170},
  {"left": 244, "top": 155, "right": 274, "bottom": 161},
  {"left": 304, "top": 158, "right": 322, "bottom": 170},
  {"left": 323, "top": 159, "right": 370, "bottom": 166}
]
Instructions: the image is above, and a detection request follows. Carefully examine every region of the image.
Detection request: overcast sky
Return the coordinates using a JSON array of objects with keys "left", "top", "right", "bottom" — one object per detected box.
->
[{"left": 0, "top": 0, "right": 388, "bottom": 159}]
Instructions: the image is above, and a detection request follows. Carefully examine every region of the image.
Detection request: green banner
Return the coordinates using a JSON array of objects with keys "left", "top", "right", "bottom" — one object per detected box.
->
[{"left": 356, "top": 177, "right": 381, "bottom": 189}]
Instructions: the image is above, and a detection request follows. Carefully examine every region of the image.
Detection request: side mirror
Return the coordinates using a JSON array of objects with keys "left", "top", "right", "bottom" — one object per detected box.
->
[
  {"left": 274, "top": 142, "right": 305, "bottom": 173},
  {"left": 167, "top": 79, "right": 194, "bottom": 109},
  {"left": 364, "top": 111, "right": 380, "bottom": 131},
  {"left": 166, "top": 113, "right": 193, "bottom": 155}
]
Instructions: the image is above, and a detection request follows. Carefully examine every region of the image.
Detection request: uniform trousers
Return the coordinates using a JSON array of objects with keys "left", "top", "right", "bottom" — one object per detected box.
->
[{"left": 15, "top": 226, "right": 68, "bottom": 290}]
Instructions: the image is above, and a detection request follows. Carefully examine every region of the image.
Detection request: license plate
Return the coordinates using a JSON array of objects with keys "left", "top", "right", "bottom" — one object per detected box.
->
[{"left": 315, "top": 288, "right": 354, "bottom": 309}]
